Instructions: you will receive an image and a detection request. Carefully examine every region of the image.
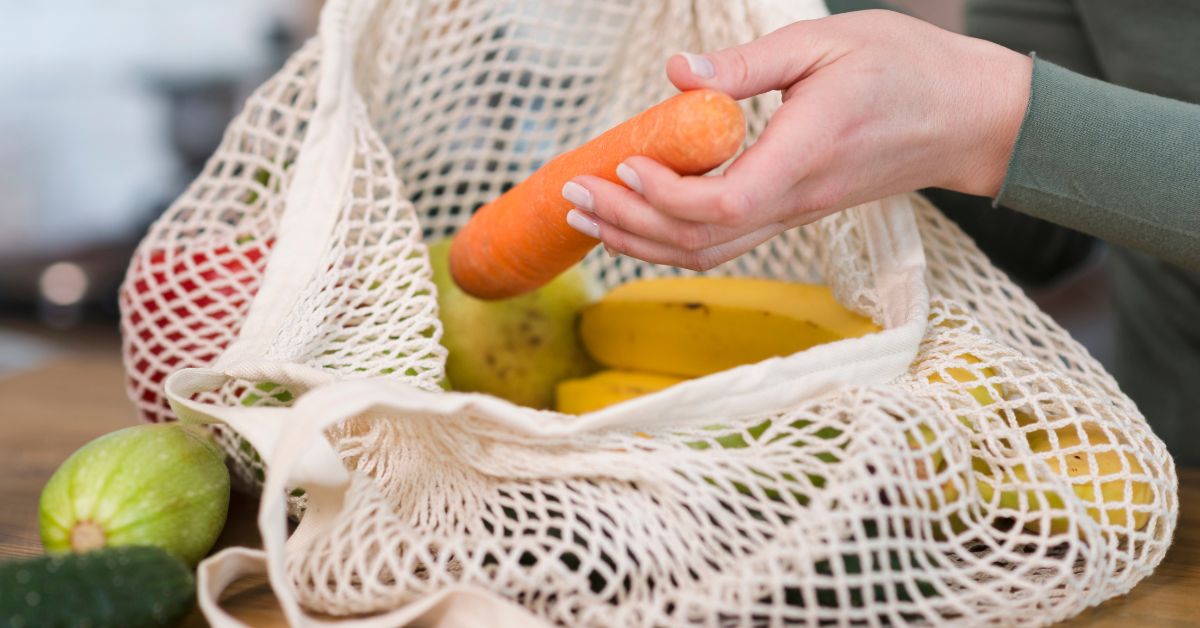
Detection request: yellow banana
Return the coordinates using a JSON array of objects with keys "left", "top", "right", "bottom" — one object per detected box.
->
[
  {"left": 922, "top": 350, "right": 1030, "bottom": 532},
  {"left": 922, "top": 326, "right": 1157, "bottom": 537},
  {"left": 920, "top": 352, "right": 1000, "bottom": 514},
  {"left": 905, "top": 421, "right": 944, "bottom": 482},
  {"left": 1021, "top": 423, "right": 1154, "bottom": 533},
  {"left": 579, "top": 277, "right": 880, "bottom": 377},
  {"left": 972, "top": 456, "right": 1066, "bottom": 518},
  {"left": 555, "top": 369, "right": 687, "bottom": 414},
  {"left": 926, "top": 353, "right": 1001, "bottom": 413},
  {"left": 927, "top": 356, "right": 1153, "bottom": 534}
]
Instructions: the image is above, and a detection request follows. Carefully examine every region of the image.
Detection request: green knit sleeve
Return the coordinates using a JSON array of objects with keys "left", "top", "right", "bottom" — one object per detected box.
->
[
  {"left": 997, "top": 58, "right": 1200, "bottom": 270},
  {"left": 823, "top": 0, "right": 900, "bottom": 13}
]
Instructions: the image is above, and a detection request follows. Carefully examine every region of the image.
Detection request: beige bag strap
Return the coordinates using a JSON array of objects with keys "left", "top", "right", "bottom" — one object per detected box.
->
[
  {"left": 172, "top": 366, "right": 552, "bottom": 627},
  {"left": 198, "top": 552, "right": 553, "bottom": 627},
  {"left": 216, "top": 0, "right": 375, "bottom": 367}
]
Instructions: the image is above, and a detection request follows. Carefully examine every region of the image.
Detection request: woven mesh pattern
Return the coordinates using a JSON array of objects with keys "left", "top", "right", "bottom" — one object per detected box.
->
[
  {"left": 281, "top": 204, "right": 1175, "bottom": 625},
  {"left": 119, "top": 0, "right": 1176, "bottom": 624}
]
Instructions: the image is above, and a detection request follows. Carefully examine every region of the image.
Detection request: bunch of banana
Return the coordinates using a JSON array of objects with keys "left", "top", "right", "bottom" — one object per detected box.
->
[
  {"left": 555, "top": 276, "right": 881, "bottom": 413},
  {"left": 920, "top": 341, "right": 1154, "bottom": 536},
  {"left": 974, "top": 423, "right": 1153, "bottom": 534}
]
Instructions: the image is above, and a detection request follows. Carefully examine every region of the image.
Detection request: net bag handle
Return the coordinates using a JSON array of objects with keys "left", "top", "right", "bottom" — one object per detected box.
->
[{"left": 170, "top": 364, "right": 552, "bottom": 626}]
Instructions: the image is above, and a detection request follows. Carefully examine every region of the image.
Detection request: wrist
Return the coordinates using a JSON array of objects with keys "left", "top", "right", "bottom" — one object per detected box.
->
[{"left": 946, "top": 41, "right": 1033, "bottom": 197}]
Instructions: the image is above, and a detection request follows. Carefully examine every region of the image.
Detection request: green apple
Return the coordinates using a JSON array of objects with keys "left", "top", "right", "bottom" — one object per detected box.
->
[
  {"left": 428, "top": 238, "right": 598, "bottom": 409},
  {"left": 39, "top": 424, "right": 230, "bottom": 566}
]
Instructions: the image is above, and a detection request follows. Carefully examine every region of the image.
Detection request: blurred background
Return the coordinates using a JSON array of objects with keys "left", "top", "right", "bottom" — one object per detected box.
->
[
  {"left": 0, "top": 0, "right": 1109, "bottom": 378},
  {"left": 0, "top": 0, "right": 322, "bottom": 369}
]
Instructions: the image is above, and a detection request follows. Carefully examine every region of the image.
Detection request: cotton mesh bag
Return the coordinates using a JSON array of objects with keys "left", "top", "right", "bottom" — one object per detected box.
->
[{"left": 117, "top": 0, "right": 1178, "bottom": 625}]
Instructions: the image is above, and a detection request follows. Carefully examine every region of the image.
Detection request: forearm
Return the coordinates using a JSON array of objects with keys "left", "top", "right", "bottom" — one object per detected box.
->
[{"left": 998, "top": 58, "right": 1200, "bottom": 270}]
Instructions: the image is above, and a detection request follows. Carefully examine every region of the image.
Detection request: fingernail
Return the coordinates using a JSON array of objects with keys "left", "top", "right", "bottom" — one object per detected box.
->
[
  {"left": 562, "top": 181, "right": 593, "bottom": 210},
  {"left": 616, "top": 162, "right": 643, "bottom": 194},
  {"left": 681, "top": 52, "right": 715, "bottom": 79},
  {"left": 566, "top": 209, "right": 600, "bottom": 239},
  {"left": 604, "top": 245, "right": 620, "bottom": 258}
]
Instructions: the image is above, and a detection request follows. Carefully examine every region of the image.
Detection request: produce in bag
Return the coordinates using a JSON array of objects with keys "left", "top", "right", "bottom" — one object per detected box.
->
[
  {"left": 427, "top": 237, "right": 598, "bottom": 408},
  {"left": 556, "top": 369, "right": 687, "bottom": 414},
  {"left": 450, "top": 88, "right": 745, "bottom": 299},
  {"left": 580, "top": 276, "right": 881, "bottom": 377}
]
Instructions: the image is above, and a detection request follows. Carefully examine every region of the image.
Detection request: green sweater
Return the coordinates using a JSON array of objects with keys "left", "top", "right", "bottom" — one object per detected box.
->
[
  {"left": 831, "top": 0, "right": 1200, "bottom": 464},
  {"left": 972, "top": 0, "right": 1200, "bottom": 466}
]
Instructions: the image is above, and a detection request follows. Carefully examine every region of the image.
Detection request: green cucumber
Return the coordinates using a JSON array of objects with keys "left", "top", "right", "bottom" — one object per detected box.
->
[{"left": 0, "top": 546, "right": 194, "bottom": 628}]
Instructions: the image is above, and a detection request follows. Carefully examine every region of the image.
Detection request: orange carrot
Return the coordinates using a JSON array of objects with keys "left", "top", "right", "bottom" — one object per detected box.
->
[{"left": 449, "top": 88, "right": 746, "bottom": 300}]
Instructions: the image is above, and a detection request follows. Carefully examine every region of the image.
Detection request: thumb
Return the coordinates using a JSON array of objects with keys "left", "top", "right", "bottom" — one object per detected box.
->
[{"left": 666, "top": 21, "right": 827, "bottom": 100}]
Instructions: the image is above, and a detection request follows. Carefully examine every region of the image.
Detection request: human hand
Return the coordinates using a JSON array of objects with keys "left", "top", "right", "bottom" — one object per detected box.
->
[{"left": 561, "top": 10, "right": 1032, "bottom": 271}]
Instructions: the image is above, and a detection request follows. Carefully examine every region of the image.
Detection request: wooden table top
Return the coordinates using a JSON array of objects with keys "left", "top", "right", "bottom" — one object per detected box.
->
[{"left": 2, "top": 348, "right": 1198, "bottom": 627}]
